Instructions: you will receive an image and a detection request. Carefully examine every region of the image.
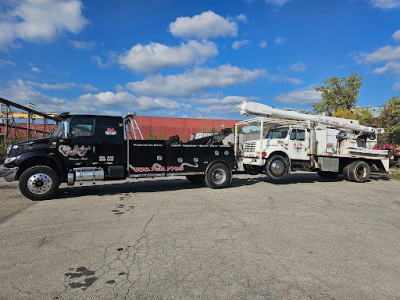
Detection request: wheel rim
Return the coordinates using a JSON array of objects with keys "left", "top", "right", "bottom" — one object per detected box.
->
[
  {"left": 356, "top": 165, "right": 367, "bottom": 179},
  {"left": 212, "top": 168, "right": 226, "bottom": 184},
  {"left": 270, "top": 160, "right": 284, "bottom": 176},
  {"left": 27, "top": 173, "right": 53, "bottom": 195}
]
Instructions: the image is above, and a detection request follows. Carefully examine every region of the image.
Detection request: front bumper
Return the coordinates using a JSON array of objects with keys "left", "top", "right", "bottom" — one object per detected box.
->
[{"left": 3, "top": 167, "right": 19, "bottom": 182}]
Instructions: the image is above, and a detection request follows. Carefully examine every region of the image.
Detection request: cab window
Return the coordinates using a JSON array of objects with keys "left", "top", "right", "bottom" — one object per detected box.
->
[
  {"left": 290, "top": 129, "right": 305, "bottom": 141},
  {"left": 70, "top": 117, "right": 95, "bottom": 138},
  {"left": 266, "top": 127, "right": 288, "bottom": 139}
]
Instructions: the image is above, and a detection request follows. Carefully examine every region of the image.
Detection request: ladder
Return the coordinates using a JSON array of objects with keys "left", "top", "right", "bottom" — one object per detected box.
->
[{"left": 123, "top": 113, "right": 144, "bottom": 140}]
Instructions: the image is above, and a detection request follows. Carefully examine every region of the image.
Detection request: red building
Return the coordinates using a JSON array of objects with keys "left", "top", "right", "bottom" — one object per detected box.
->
[
  {"left": 1, "top": 116, "right": 241, "bottom": 141},
  {"left": 135, "top": 116, "right": 241, "bottom": 141}
]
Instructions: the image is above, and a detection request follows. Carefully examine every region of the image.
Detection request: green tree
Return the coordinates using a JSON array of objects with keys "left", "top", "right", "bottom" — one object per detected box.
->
[
  {"left": 313, "top": 72, "right": 363, "bottom": 115},
  {"left": 157, "top": 133, "right": 168, "bottom": 140},
  {"left": 210, "top": 127, "right": 217, "bottom": 133},
  {"left": 148, "top": 128, "right": 156, "bottom": 139},
  {"left": 333, "top": 107, "right": 373, "bottom": 126},
  {"left": 376, "top": 97, "right": 400, "bottom": 145},
  {"left": 233, "top": 125, "right": 244, "bottom": 133},
  {"left": 0, "top": 134, "right": 26, "bottom": 161}
]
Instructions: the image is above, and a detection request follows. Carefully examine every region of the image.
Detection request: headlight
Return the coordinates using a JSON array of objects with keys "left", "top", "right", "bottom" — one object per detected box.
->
[{"left": 4, "top": 156, "right": 17, "bottom": 164}]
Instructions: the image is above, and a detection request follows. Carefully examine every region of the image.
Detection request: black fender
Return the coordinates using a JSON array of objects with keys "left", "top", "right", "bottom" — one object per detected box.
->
[
  {"left": 204, "top": 158, "right": 233, "bottom": 176},
  {"left": 15, "top": 152, "right": 65, "bottom": 181}
]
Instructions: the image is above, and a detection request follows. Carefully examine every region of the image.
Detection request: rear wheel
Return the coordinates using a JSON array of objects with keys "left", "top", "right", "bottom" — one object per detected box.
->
[
  {"left": 19, "top": 166, "right": 60, "bottom": 200},
  {"left": 205, "top": 163, "right": 231, "bottom": 189},
  {"left": 265, "top": 155, "right": 288, "bottom": 181},
  {"left": 348, "top": 160, "right": 371, "bottom": 183},
  {"left": 342, "top": 164, "right": 351, "bottom": 181}
]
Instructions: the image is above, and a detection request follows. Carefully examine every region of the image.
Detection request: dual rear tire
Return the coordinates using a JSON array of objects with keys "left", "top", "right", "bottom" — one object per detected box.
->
[{"left": 342, "top": 160, "right": 371, "bottom": 183}]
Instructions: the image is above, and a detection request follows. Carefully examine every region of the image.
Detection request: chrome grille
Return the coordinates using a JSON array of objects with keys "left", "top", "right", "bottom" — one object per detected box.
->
[{"left": 243, "top": 142, "right": 256, "bottom": 153}]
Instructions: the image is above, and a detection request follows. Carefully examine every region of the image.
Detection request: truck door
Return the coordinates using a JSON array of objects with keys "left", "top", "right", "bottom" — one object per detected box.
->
[
  {"left": 58, "top": 116, "right": 96, "bottom": 165},
  {"left": 95, "top": 116, "right": 125, "bottom": 165},
  {"left": 288, "top": 128, "right": 309, "bottom": 160}
]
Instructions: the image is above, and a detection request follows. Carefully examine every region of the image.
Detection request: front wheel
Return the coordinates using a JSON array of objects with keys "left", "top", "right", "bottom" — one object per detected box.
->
[
  {"left": 265, "top": 155, "right": 288, "bottom": 181},
  {"left": 19, "top": 166, "right": 60, "bottom": 200},
  {"left": 205, "top": 163, "right": 231, "bottom": 189}
]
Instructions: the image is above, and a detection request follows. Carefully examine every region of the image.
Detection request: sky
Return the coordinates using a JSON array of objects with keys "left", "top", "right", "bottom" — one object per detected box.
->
[{"left": 0, "top": 0, "right": 400, "bottom": 120}]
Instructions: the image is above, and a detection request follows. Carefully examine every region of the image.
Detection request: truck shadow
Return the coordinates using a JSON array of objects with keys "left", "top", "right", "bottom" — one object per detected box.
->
[
  {"left": 52, "top": 173, "right": 390, "bottom": 199},
  {"left": 55, "top": 179, "right": 201, "bottom": 199},
  {"left": 54, "top": 177, "right": 257, "bottom": 199},
  {"left": 260, "top": 173, "right": 389, "bottom": 185}
]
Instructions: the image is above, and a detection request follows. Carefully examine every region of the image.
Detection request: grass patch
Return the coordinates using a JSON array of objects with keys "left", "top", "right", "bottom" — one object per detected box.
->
[{"left": 389, "top": 168, "right": 400, "bottom": 180}]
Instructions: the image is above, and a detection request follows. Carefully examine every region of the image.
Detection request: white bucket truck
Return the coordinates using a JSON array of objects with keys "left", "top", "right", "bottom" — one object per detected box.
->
[{"left": 235, "top": 101, "right": 389, "bottom": 183}]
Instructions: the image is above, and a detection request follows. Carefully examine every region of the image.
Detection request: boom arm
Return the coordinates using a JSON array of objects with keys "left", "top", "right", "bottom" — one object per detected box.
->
[{"left": 238, "top": 101, "right": 384, "bottom": 135}]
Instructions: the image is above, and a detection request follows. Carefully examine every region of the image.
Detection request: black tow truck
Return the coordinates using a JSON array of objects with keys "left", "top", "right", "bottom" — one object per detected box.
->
[{"left": 3, "top": 113, "right": 235, "bottom": 200}]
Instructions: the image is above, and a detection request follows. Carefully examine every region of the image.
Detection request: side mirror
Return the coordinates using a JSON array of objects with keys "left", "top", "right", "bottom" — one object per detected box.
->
[{"left": 60, "top": 121, "right": 71, "bottom": 142}]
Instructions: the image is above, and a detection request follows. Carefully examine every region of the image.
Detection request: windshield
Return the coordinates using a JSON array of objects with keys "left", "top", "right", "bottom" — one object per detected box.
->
[
  {"left": 52, "top": 121, "right": 66, "bottom": 138},
  {"left": 266, "top": 127, "right": 288, "bottom": 139}
]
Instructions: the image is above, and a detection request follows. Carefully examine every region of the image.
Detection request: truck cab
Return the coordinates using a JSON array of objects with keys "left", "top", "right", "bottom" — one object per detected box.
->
[
  {"left": 241, "top": 122, "right": 310, "bottom": 179},
  {"left": 4, "top": 113, "right": 235, "bottom": 200}
]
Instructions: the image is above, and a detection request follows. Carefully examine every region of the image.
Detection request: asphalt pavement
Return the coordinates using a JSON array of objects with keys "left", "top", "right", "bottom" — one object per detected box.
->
[{"left": 0, "top": 173, "right": 399, "bottom": 300}]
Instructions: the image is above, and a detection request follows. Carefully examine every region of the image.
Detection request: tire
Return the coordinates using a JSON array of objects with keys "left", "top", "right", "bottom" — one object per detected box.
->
[
  {"left": 19, "top": 166, "right": 60, "bottom": 200},
  {"left": 348, "top": 160, "right": 371, "bottom": 183},
  {"left": 317, "top": 171, "right": 339, "bottom": 179},
  {"left": 265, "top": 155, "right": 288, "bottom": 181},
  {"left": 205, "top": 163, "right": 231, "bottom": 189},
  {"left": 342, "top": 164, "right": 351, "bottom": 181},
  {"left": 186, "top": 175, "right": 205, "bottom": 185}
]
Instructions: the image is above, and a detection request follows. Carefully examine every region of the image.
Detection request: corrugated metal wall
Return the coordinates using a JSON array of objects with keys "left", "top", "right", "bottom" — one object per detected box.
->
[{"left": 135, "top": 116, "right": 241, "bottom": 141}]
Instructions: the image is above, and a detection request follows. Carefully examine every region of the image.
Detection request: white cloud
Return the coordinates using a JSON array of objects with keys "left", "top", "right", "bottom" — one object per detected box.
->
[
  {"left": 275, "top": 37, "right": 286, "bottom": 45},
  {"left": 355, "top": 44, "right": 400, "bottom": 88},
  {"left": 232, "top": 40, "right": 250, "bottom": 50},
  {"left": 26, "top": 81, "right": 99, "bottom": 91},
  {"left": 169, "top": 11, "right": 238, "bottom": 39},
  {"left": 0, "top": 0, "right": 87, "bottom": 50},
  {"left": 195, "top": 95, "right": 260, "bottom": 115},
  {"left": 68, "top": 40, "right": 96, "bottom": 50},
  {"left": 197, "top": 104, "right": 239, "bottom": 115},
  {"left": 359, "top": 45, "right": 400, "bottom": 63},
  {"left": 0, "top": 79, "right": 71, "bottom": 112},
  {"left": 118, "top": 40, "right": 218, "bottom": 73},
  {"left": 0, "top": 79, "right": 185, "bottom": 115},
  {"left": 126, "top": 64, "right": 266, "bottom": 98},
  {"left": 237, "top": 14, "right": 248, "bottom": 23},
  {"left": 0, "top": 59, "right": 15, "bottom": 66},
  {"left": 31, "top": 67, "right": 41, "bottom": 73},
  {"left": 77, "top": 92, "right": 182, "bottom": 111},
  {"left": 393, "top": 30, "right": 400, "bottom": 41},
  {"left": 266, "top": 73, "right": 304, "bottom": 85},
  {"left": 275, "top": 87, "right": 322, "bottom": 105},
  {"left": 91, "top": 55, "right": 111, "bottom": 68},
  {"left": 290, "top": 61, "right": 307, "bottom": 72},
  {"left": 259, "top": 40, "right": 267, "bottom": 48},
  {"left": 197, "top": 95, "right": 257, "bottom": 105},
  {"left": 369, "top": 0, "right": 400, "bottom": 9},
  {"left": 265, "top": 0, "right": 291, "bottom": 6}
]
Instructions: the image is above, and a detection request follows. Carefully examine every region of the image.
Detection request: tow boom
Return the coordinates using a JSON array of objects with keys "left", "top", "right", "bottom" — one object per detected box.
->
[{"left": 238, "top": 101, "right": 384, "bottom": 135}]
